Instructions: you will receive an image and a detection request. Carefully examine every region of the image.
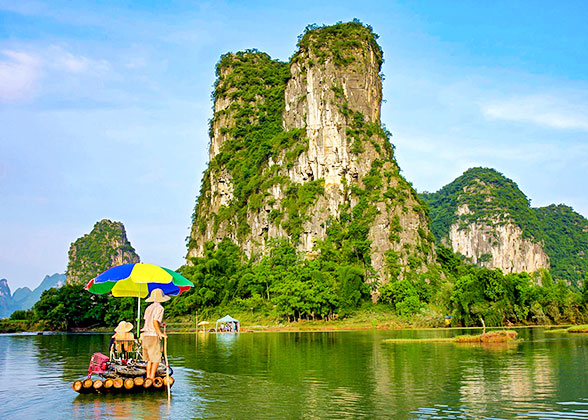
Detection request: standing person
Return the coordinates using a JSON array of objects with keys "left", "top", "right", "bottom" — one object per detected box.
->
[{"left": 142, "top": 288, "right": 169, "bottom": 380}]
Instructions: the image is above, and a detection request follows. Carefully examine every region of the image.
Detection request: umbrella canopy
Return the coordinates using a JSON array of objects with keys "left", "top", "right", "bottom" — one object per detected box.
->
[
  {"left": 85, "top": 263, "right": 193, "bottom": 336},
  {"left": 197, "top": 321, "right": 210, "bottom": 326},
  {"left": 85, "top": 263, "right": 193, "bottom": 297}
]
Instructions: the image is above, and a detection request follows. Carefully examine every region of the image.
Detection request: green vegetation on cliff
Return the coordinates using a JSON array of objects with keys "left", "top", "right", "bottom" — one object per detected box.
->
[
  {"left": 66, "top": 219, "right": 140, "bottom": 285},
  {"left": 190, "top": 49, "right": 321, "bottom": 244},
  {"left": 422, "top": 168, "right": 588, "bottom": 287},
  {"left": 295, "top": 19, "right": 383, "bottom": 69},
  {"left": 10, "top": 242, "right": 587, "bottom": 331},
  {"left": 536, "top": 204, "right": 588, "bottom": 286},
  {"left": 170, "top": 242, "right": 587, "bottom": 327},
  {"left": 175, "top": 239, "right": 370, "bottom": 322},
  {"left": 189, "top": 20, "right": 434, "bottom": 292},
  {"left": 421, "top": 167, "right": 542, "bottom": 243},
  {"left": 436, "top": 246, "right": 586, "bottom": 326}
]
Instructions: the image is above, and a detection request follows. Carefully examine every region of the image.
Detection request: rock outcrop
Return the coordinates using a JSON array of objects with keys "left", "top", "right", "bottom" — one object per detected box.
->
[
  {"left": 424, "top": 169, "right": 588, "bottom": 287},
  {"left": 66, "top": 219, "right": 140, "bottom": 285},
  {"left": 422, "top": 168, "right": 550, "bottom": 274},
  {"left": 448, "top": 210, "right": 549, "bottom": 273},
  {"left": 0, "top": 279, "right": 9, "bottom": 299},
  {"left": 0, "top": 279, "right": 12, "bottom": 318},
  {"left": 188, "top": 22, "right": 435, "bottom": 286}
]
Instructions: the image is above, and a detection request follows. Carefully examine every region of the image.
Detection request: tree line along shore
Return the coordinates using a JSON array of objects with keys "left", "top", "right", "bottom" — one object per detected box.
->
[{"left": 3, "top": 242, "right": 588, "bottom": 334}]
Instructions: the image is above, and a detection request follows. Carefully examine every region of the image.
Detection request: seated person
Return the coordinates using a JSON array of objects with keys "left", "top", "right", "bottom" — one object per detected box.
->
[{"left": 110, "top": 321, "right": 135, "bottom": 358}]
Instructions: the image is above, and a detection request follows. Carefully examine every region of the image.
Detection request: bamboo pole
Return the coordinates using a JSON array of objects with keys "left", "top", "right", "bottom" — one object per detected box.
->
[
  {"left": 164, "top": 324, "right": 171, "bottom": 401},
  {"left": 133, "top": 377, "right": 144, "bottom": 387},
  {"left": 152, "top": 376, "right": 163, "bottom": 389},
  {"left": 143, "top": 377, "right": 153, "bottom": 389},
  {"left": 72, "top": 380, "right": 83, "bottom": 393},
  {"left": 113, "top": 377, "right": 124, "bottom": 390},
  {"left": 82, "top": 378, "right": 93, "bottom": 391},
  {"left": 103, "top": 378, "right": 114, "bottom": 390},
  {"left": 93, "top": 379, "right": 104, "bottom": 391},
  {"left": 123, "top": 378, "right": 134, "bottom": 390}
]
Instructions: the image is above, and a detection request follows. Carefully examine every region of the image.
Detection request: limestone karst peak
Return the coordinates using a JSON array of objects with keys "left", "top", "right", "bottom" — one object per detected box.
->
[
  {"left": 66, "top": 219, "right": 140, "bottom": 285},
  {"left": 187, "top": 21, "right": 435, "bottom": 288}
]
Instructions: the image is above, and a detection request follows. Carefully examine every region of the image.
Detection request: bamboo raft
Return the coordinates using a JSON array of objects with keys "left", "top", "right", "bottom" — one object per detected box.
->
[
  {"left": 73, "top": 352, "right": 175, "bottom": 394},
  {"left": 73, "top": 375, "right": 174, "bottom": 394}
]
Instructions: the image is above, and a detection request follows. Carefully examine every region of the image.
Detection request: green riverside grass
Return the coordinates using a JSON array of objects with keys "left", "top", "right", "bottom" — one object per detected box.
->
[
  {"left": 384, "top": 330, "right": 518, "bottom": 344},
  {"left": 567, "top": 324, "right": 588, "bottom": 333}
]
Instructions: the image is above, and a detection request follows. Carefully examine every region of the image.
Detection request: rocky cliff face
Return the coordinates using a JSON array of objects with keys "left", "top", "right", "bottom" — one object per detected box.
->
[
  {"left": 422, "top": 168, "right": 550, "bottom": 274},
  {"left": 0, "top": 279, "right": 9, "bottom": 298},
  {"left": 66, "top": 219, "right": 140, "bottom": 285},
  {"left": 188, "top": 22, "right": 435, "bottom": 286},
  {"left": 449, "top": 205, "right": 549, "bottom": 273},
  {"left": 0, "top": 279, "right": 12, "bottom": 318}
]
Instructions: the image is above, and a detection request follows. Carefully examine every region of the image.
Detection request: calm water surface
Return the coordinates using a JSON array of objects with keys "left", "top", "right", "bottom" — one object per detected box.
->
[{"left": 1, "top": 328, "right": 588, "bottom": 419}]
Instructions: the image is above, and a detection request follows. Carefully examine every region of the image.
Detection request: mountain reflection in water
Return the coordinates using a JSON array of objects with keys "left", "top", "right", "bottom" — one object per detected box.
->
[{"left": 1, "top": 328, "right": 587, "bottom": 419}]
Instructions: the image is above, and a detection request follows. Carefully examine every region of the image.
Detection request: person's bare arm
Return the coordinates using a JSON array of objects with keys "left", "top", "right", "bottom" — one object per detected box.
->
[{"left": 153, "top": 320, "right": 167, "bottom": 338}]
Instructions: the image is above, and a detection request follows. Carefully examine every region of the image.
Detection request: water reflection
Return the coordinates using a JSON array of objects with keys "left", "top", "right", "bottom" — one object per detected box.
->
[
  {"left": 1, "top": 328, "right": 588, "bottom": 419},
  {"left": 72, "top": 394, "right": 171, "bottom": 419}
]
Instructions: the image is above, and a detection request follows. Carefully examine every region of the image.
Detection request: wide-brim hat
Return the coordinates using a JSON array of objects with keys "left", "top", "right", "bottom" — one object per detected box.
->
[
  {"left": 145, "top": 288, "right": 170, "bottom": 303},
  {"left": 114, "top": 321, "right": 134, "bottom": 333}
]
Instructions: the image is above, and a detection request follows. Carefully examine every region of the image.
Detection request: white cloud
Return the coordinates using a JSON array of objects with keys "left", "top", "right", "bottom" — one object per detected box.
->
[
  {"left": 481, "top": 94, "right": 588, "bottom": 131},
  {"left": 48, "top": 45, "right": 111, "bottom": 75},
  {"left": 0, "top": 46, "right": 112, "bottom": 102},
  {"left": 0, "top": 50, "right": 41, "bottom": 102}
]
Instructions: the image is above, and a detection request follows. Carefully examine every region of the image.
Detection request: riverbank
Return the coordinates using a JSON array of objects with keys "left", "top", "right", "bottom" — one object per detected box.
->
[
  {"left": 0, "top": 305, "right": 579, "bottom": 334},
  {"left": 1, "top": 319, "right": 575, "bottom": 335}
]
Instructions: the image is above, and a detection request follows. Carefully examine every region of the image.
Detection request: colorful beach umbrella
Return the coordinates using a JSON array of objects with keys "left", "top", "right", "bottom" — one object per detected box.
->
[
  {"left": 85, "top": 263, "right": 193, "bottom": 333},
  {"left": 85, "top": 263, "right": 193, "bottom": 297}
]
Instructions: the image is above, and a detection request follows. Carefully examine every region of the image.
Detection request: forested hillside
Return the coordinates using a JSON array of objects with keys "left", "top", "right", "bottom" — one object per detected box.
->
[
  {"left": 422, "top": 168, "right": 588, "bottom": 288},
  {"left": 421, "top": 167, "right": 542, "bottom": 243},
  {"left": 535, "top": 204, "right": 588, "bottom": 286}
]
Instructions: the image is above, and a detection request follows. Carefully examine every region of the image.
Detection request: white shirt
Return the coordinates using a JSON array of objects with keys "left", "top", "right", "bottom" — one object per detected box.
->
[{"left": 141, "top": 302, "right": 164, "bottom": 337}]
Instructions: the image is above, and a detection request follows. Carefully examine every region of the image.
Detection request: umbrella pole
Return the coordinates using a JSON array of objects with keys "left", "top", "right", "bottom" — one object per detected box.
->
[{"left": 137, "top": 283, "right": 141, "bottom": 336}]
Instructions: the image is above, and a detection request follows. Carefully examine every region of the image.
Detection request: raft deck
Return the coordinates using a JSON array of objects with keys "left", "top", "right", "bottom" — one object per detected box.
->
[{"left": 73, "top": 375, "right": 174, "bottom": 393}]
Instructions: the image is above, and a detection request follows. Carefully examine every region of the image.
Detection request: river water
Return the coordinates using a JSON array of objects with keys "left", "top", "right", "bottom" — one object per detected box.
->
[{"left": 1, "top": 328, "right": 587, "bottom": 419}]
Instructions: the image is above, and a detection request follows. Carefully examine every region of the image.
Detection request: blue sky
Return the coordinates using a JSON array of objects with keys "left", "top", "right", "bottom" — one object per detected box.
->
[{"left": 1, "top": 0, "right": 587, "bottom": 290}]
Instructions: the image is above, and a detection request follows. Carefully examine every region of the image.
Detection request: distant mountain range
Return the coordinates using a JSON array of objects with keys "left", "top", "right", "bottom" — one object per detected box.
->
[{"left": 0, "top": 273, "right": 65, "bottom": 318}]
